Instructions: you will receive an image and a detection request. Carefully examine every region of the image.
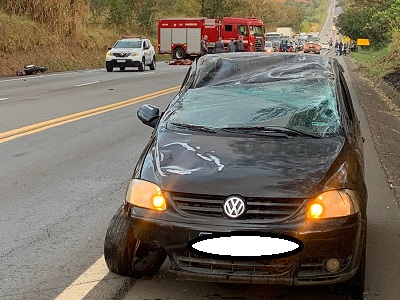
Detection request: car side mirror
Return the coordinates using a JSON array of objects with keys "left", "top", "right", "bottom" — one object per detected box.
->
[
  {"left": 108, "top": 47, "right": 112, "bottom": 50},
  {"left": 137, "top": 104, "right": 160, "bottom": 128},
  {"left": 143, "top": 46, "right": 150, "bottom": 50}
]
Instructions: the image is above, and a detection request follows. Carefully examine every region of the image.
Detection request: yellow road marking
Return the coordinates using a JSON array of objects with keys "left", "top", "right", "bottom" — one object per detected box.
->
[{"left": 0, "top": 86, "right": 180, "bottom": 144}]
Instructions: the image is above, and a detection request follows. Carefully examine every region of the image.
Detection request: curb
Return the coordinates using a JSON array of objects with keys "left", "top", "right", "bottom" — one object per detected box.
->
[{"left": 380, "top": 80, "right": 400, "bottom": 108}]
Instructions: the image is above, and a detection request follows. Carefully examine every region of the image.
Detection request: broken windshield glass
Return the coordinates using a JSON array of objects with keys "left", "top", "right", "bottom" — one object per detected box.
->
[{"left": 165, "top": 54, "right": 341, "bottom": 138}]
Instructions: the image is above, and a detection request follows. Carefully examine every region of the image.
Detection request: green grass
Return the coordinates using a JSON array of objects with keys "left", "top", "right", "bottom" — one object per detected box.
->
[
  {"left": 349, "top": 31, "right": 400, "bottom": 82},
  {"left": 350, "top": 48, "right": 392, "bottom": 80}
]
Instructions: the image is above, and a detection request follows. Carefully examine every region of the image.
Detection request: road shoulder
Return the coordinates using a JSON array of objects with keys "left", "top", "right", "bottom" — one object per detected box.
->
[{"left": 344, "top": 56, "right": 400, "bottom": 206}]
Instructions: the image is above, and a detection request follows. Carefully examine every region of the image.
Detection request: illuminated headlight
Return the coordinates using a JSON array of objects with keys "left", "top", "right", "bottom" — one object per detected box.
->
[
  {"left": 131, "top": 52, "right": 140, "bottom": 56},
  {"left": 106, "top": 51, "right": 113, "bottom": 57},
  {"left": 126, "top": 179, "right": 166, "bottom": 211},
  {"left": 306, "top": 190, "right": 358, "bottom": 219}
]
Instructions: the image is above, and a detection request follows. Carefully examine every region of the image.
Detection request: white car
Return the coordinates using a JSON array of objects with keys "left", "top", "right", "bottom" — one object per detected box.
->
[
  {"left": 320, "top": 41, "right": 330, "bottom": 49},
  {"left": 105, "top": 37, "right": 156, "bottom": 72},
  {"left": 264, "top": 41, "right": 274, "bottom": 53}
]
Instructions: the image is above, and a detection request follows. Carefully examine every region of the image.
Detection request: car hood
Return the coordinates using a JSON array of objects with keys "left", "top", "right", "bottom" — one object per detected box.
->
[{"left": 140, "top": 131, "right": 346, "bottom": 198}]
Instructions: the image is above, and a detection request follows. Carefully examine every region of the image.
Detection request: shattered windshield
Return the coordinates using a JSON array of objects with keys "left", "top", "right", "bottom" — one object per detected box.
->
[{"left": 166, "top": 54, "right": 341, "bottom": 138}]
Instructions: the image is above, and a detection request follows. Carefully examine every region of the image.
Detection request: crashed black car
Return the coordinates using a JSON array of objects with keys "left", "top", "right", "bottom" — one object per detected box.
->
[{"left": 104, "top": 53, "right": 367, "bottom": 299}]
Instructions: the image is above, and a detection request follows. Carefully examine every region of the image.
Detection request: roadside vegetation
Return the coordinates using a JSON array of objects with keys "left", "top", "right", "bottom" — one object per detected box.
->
[
  {"left": 336, "top": 0, "right": 400, "bottom": 87},
  {"left": 0, "top": 0, "right": 328, "bottom": 76}
]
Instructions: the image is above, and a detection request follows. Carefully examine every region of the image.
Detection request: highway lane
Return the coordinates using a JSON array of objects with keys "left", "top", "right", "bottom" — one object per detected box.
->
[
  {"left": 0, "top": 63, "right": 188, "bottom": 132},
  {"left": 0, "top": 64, "right": 189, "bottom": 299}
]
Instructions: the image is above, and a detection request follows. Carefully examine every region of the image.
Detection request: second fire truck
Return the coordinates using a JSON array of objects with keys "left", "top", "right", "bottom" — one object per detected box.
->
[{"left": 158, "top": 17, "right": 265, "bottom": 59}]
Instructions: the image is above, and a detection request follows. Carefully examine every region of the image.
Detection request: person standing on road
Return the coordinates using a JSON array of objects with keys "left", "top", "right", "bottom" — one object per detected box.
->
[
  {"left": 200, "top": 35, "right": 208, "bottom": 56},
  {"left": 227, "top": 38, "right": 236, "bottom": 52},
  {"left": 236, "top": 36, "right": 245, "bottom": 52},
  {"left": 214, "top": 37, "right": 224, "bottom": 53}
]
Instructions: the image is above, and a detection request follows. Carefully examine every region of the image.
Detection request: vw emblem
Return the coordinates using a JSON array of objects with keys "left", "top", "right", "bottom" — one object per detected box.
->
[{"left": 223, "top": 196, "right": 246, "bottom": 219}]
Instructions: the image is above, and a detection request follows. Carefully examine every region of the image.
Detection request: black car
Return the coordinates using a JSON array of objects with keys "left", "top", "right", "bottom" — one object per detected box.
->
[{"left": 104, "top": 53, "right": 367, "bottom": 299}]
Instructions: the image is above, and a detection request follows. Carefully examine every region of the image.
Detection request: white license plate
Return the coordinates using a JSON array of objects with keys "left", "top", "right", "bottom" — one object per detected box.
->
[{"left": 117, "top": 59, "right": 125, "bottom": 63}]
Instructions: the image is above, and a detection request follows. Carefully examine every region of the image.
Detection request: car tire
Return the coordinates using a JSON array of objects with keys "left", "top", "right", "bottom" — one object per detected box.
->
[
  {"left": 138, "top": 58, "right": 145, "bottom": 72},
  {"left": 172, "top": 47, "right": 185, "bottom": 59},
  {"left": 120, "top": 67, "right": 125, "bottom": 71},
  {"left": 104, "top": 207, "right": 167, "bottom": 278},
  {"left": 106, "top": 62, "right": 113, "bottom": 72},
  {"left": 150, "top": 56, "right": 156, "bottom": 70},
  {"left": 331, "top": 230, "right": 366, "bottom": 299}
]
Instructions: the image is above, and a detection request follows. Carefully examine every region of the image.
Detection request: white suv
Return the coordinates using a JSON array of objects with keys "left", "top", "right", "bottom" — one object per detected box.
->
[{"left": 105, "top": 37, "right": 156, "bottom": 72}]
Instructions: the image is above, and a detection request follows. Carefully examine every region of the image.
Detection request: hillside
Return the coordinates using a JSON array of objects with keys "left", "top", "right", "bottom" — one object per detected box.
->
[{"left": 0, "top": 11, "right": 117, "bottom": 76}]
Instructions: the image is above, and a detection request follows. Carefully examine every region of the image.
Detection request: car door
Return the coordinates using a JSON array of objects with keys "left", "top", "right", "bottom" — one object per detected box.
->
[{"left": 143, "top": 40, "right": 151, "bottom": 64}]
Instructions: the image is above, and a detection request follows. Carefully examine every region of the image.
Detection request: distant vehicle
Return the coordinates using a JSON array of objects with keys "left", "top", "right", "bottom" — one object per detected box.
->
[
  {"left": 303, "top": 42, "right": 321, "bottom": 54},
  {"left": 276, "top": 27, "right": 293, "bottom": 40},
  {"left": 158, "top": 17, "right": 265, "bottom": 59},
  {"left": 320, "top": 41, "right": 330, "bottom": 49},
  {"left": 264, "top": 41, "right": 274, "bottom": 53},
  {"left": 265, "top": 32, "right": 282, "bottom": 42},
  {"left": 105, "top": 37, "right": 156, "bottom": 72}
]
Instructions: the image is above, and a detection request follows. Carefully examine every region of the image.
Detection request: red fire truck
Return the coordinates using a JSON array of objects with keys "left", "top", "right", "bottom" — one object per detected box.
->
[{"left": 157, "top": 17, "right": 265, "bottom": 59}]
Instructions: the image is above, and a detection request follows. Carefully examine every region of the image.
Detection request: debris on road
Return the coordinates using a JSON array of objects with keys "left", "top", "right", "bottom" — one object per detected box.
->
[
  {"left": 16, "top": 65, "right": 48, "bottom": 76},
  {"left": 167, "top": 59, "right": 193, "bottom": 65}
]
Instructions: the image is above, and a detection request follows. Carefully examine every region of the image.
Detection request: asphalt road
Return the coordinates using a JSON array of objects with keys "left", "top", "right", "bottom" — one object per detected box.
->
[{"left": 0, "top": 63, "right": 188, "bottom": 300}]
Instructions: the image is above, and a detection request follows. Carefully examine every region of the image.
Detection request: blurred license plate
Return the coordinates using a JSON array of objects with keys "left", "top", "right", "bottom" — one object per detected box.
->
[{"left": 117, "top": 60, "right": 125, "bottom": 62}]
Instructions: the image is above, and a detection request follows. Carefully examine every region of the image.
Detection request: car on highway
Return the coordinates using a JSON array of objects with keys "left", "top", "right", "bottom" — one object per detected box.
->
[
  {"left": 104, "top": 53, "right": 367, "bottom": 299},
  {"left": 264, "top": 41, "right": 274, "bottom": 53},
  {"left": 105, "top": 36, "right": 156, "bottom": 72},
  {"left": 303, "top": 42, "right": 321, "bottom": 54},
  {"left": 320, "top": 41, "right": 330, "bottom": 50}
]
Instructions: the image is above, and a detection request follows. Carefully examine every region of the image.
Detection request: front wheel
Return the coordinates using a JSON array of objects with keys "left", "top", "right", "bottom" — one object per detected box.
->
[
  {"left": 104, "top": 207, "right": 167, "bottom": 278},
  {"left": 138, "top": 58, "right": 145, "bottom": 72},
  {"left": 106, "top": 62, "right": 113, "bottom": 72},
  {"left": 149, "top": 56, "right": 156, "bottom": 70},
  {"left": 172, "top": 47, "right": 185, "bottom": 59}
]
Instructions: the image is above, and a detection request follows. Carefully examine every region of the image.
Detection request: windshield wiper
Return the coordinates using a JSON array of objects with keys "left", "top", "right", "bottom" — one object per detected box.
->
[
  {"left": 170, "top": 122, "right": 217, "bottom": 134},
  {"left": 221, "top": 126, "right": 321, "bottom": 138}
]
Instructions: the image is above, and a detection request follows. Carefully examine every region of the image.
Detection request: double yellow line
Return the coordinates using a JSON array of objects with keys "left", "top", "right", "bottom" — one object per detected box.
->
[{"left": 0, "top": 86, "right": 180, "bottom": 144}]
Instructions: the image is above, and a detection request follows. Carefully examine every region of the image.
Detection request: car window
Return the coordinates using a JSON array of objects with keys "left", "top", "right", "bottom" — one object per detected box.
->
[
  {"left": 113, "top": 40, "right": 142, "bottom": 48},
  {"left": 167, "top": 78, "right": 341, "bottom": 138},
  {"left": 237, "top": 25, "right": 247, "bottom": 36}
]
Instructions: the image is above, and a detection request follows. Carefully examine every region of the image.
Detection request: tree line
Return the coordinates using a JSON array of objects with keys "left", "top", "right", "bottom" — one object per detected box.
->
[
  {"left": 336, "top": 0, "right": 400, "bottom": 47},
  {"left": 0, "top": 0, "right": 328, "bottom": 37}
]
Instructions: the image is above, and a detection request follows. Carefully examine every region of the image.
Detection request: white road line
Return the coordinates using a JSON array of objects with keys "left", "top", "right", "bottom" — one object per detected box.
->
[
  {"left": 0, "top": 97, "right": 9, "bottom": 101},
  {"left": 54, "top": 256, "right": 109, "bottom": 300},
  {"left": 0, "top": 73, "right": 66, "bottom": 83},
  {"left": 137, "top": 71, "right": 155, "bottom": 76},
  {"left": 74, "top": 81, "right": 101, "bottom": 87}
]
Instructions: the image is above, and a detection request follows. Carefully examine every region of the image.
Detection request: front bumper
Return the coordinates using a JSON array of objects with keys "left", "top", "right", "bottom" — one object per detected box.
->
[
  {"left": 106, "top": 58, "right": 141, "bottom": 67},
  {"left": 125, "top": 204, "right": 366, "bottom": 285}
]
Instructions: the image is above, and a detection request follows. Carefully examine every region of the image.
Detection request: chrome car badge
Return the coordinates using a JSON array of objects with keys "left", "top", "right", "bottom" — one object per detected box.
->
[{"left": 223, "top": 196, "right": 246, "bottom": 218}]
